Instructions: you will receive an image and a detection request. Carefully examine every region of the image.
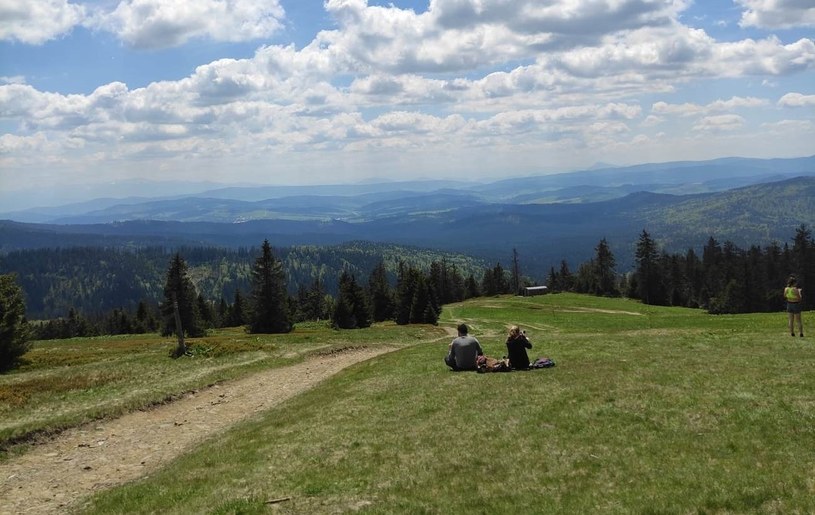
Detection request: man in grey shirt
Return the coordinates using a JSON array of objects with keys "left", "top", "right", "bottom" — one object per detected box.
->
[{"left": 445, "top": 323, "right": 484, "bottom": 371}]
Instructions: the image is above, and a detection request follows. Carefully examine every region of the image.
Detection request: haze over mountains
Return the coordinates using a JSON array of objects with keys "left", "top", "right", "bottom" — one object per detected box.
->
[{"left": 2, "top": 156, "right": 814, "bottom": 277}]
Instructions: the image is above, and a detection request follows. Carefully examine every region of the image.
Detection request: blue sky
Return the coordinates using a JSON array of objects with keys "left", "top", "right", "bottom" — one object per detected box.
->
[{"left": 1, "top": 0, "right": 814, "bottom": 207}]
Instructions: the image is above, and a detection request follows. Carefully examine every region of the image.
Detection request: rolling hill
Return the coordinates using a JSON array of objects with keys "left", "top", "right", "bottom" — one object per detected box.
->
[{"left": 2, "top": 176, "right": 813, "bottom": 277}]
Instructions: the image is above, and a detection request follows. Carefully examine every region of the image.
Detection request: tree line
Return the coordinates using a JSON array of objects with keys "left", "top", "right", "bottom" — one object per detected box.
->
[
  {"left": 2, "top": 225, "right": 812, "bottom": 370},
  {"left": 21, "top": 242, "right": 494, "bottom": 341},
  {"left": 546, "top": 225, "right": 814, "bottom": 313}
]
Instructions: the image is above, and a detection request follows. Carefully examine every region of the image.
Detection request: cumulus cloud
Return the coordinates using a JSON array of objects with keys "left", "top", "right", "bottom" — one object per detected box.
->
[
  {"left": 736, "top": 0, "right": 815, "bottom": 29},
  {"left": 1, "top": 76, "right": 27, "bottom": 85},
  {"left": 3, "top": 0, "right": 815, "bottom": 184},
  {"left": 778, "top": 92, "right": 815, "bottom": 107},
  {"left": 320, "top": 0, "right": 694, "bottom": 74},
  {"left": 1, "top": 0, "right": 286, "bottom": 48},
  {"left": 651, "top": 96, "right": 768, "bottom": 117},
  {"left": 692, "top": 114, "right": 746, "bottom": 132},
  {"left": 0, "top": 0, "right": 85, "bottom": 44},
  {"left": 88, "top": 0, "right": 285, "bottom": 49}
]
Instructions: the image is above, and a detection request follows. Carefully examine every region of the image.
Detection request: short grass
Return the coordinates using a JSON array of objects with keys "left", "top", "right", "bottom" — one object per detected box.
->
[
  {"left": 74, "top": 293, "right": 815, "bottom": 514},
  {"left": 0, "top": 322, "right": 445, "bottom": 455}
]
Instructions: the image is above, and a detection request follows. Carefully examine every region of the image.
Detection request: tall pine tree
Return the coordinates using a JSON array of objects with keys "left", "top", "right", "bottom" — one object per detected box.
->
[
  {"left": 635, "top": 229, "right": 664, "bottom": 304},
  {"left": 368, "top": 261, "right": 394, "bottom": 322},
  {"left": 160, "top": 253, "right": 205, "bottom": 338},
  {"left": 594, "top": 238, "right": 618, "bottom": 296},
  {"left": 247, "top": 240, "right": 292, "bottom": 334},
  {"left": 0, "top": 274, "right": 30, "bottom": 372}
]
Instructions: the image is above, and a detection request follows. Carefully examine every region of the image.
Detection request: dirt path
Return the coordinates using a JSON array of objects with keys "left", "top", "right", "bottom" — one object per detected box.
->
[{"left": 0, "top": 346, "right": 395, "bottom": 515}]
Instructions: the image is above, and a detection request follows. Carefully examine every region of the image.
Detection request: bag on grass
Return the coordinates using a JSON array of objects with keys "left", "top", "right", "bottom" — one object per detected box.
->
[
  {"left": 477, "top": 355, "right": 512, "bottom": 373},
  {"left": 531, "top": 357, "right": 555, "bottom": 369}
]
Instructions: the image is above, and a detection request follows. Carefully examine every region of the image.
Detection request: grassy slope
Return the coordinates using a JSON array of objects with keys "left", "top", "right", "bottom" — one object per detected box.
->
[
  {"left": 17, "top": 294, "right": 815, "bottom": 513},
  {"left": 0, "top": 323, "right": 444, "bottom": 451}
]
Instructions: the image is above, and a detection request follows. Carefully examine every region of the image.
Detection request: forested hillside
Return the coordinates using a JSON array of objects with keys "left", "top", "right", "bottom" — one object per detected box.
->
[
  {"left": 2, "top": 177, "right": 813, "bottom": 277},
  {"left": 0, "top": 242, "right": 486, "bottom": 320}
]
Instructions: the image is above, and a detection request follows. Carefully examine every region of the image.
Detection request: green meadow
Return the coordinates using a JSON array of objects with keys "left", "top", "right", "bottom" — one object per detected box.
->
[{"left": 4, "top": 294, "right": 815, "bottom": 513}]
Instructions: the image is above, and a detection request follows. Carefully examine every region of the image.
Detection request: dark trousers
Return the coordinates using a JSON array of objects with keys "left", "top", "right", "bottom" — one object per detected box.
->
[{"left": 445, "top": 352, "right": 461, "bottom": 371}]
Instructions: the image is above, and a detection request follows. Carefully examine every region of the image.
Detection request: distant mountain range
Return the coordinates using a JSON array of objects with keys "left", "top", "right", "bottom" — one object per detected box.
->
[{"left": 1, "top": 156, "right": 813, "bottom": 278}]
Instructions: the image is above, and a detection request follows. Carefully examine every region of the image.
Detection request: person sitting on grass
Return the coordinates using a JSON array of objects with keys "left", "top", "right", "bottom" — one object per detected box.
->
[
  {"left": 505, "top": 325, "right": 533, "bottom": 370},
  {"left": 445, "top": 323, "right": 484, "bottom": 371}
]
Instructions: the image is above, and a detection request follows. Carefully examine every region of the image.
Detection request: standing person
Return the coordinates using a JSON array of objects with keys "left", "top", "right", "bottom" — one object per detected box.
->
[
  {"left": 445, "top": 323, "right": 484, "bottom": 371},
  {"left": 505, "top": 325, "right": 533, "bottom": 370},
  {"left": 785, "top": 276, "right": 804, "bottom": 337}
]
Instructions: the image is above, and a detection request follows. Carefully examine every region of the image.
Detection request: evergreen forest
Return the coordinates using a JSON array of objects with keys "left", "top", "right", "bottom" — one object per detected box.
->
[{"left": 0, "top": 225, "right": 812, "bottom": 342}]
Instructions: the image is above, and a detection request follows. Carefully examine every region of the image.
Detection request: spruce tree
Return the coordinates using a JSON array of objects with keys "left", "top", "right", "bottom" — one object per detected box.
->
[
  {"left": 216, "top": 297, "right": 229, "bottom": 328},
  {"left": 348, "top": 273, "right": 371, "bottom": 328},
  {"left": 229, "top": 290, "right": 246, "bottom": 327},
  {"left": 0, "top": 274, "right": 30, "bottom": 373},
  {"left": 464, "top": 274, "right": 480, "bottom": 299},
  {"left": 558, "top": 260, "right": 574, "bottom": 291},
  {"left": 247, "top": 240, "right": 292, "bottom": 334},
  {"left": 306, "top": 278, "right": 329, "bottom": 321},
  {"left": 395, "top": 263, "right": 417, "bottom": 325},
  {"left": 635, "top": 229, "right": 663, "bottom": 304},
  {"left": 792, "top": 225, "right": 814, "bottom": 309},
  {"left": 160, "top": 253, "right": 205, "bottom": 338},
  {"left": 333, "top": 271, "right": 371, "bottom": 329},
  {"left": 368, "top": 261, "right": 394, "bottom": 322},
  {"left": 593, "top": 238, "right": 618, "bottom": 296},
  {"left": 331, "top": 293, "right": 355, "bottom": 329},
  {"left": 546, "top": 266, "right": 558, "bottom": 292}
]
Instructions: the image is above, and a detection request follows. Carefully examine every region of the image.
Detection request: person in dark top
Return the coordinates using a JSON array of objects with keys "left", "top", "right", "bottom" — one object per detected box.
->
[
  {"left": 505, "top": 325, "right": 532, "bottom": 370},
  {"left": 445, "top": 323, "right": 484, "bottom": 371}
]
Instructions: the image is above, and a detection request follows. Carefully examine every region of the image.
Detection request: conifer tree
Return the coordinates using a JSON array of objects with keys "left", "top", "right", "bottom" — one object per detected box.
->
[
  {"left": 593, "top": 238, "right": 618, "bottom": 296},
  {"left": 160, "top": 253, "right": 205, "bottom": 338},
  {"left": 368, "top": 261, "right": 394, "bottom": 322},
  {"left": 558, "top": 260, "right": 574, "bottom": 291},
  {"left": 0, "top": 274, "right": 30, "bottom": 373},
  {"left": 635, "top": 229, "right": 663, "bottom": 304},
  {"left": 216, "top": 297, "right": 229, "bottom": 328},
  {"left": 332, "top": 271, "right": 370, "bottom": 329},
  {"left": 511, "top": 248, "right": 521, "bottom": 295},
  {"left": 228, "top": 290, "right": 246, "bottom": 327},
  {"left": 792, "top": 224, "right": 814, "bottom": 309},
  {"left": 546, "top": 266, "right": 558, "bottom": 292},
  {"left": 331, "top": 292, "right": 355, "bottom": 329},
  {"left": 464, "top": 274, "right": 480, "bottom": 299},
  {"left": 395, "top": 262, "right": 417, "bottom": 325},
  {"left": 197, "top": 294, "right": 215, "bottom": 328},
  {"left": 247, "top": 240, "right": 292, "bottom": 334}
]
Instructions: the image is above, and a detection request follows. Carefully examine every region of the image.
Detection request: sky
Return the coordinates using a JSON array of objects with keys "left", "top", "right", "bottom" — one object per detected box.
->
[{"left": 1, "top": 0, "right": 814, "bottom": 207}]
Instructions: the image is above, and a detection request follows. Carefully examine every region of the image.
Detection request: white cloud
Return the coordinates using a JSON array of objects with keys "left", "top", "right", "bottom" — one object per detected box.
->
[
  {"left": 736, "top": 0, "right": 815, "bottom": 29},
  {"left": 761, "top": 119, "right": 814, "bottom": 132},
  {"left": 692, "top": 114, "right": 746, "bottom": 132},
  {"left": 0, "top": 0, "right": 85, "bottom": 44},
  {"left": 778, "top": 92, "right": 815, "bottom": 107},
  {"left": 2, "top": 1, "right": 815, "bottom": 187},
  {"left": 651, "top": 96, "right": 769, "bottom": 117},
  {"left": 0, "top": 76, "right": 26, "bottom": 85},
  {"left": 552, "top": 26, "right": 815, "bottom": 81},
  {"left": 320, "top": 0, "right": 694, "bottom": 74},
  {"left": 89, "top": 0, "right": 285, "bottom": 49},
  {"left": 0, "top": 133, "right": 48, "bottom": 154}
]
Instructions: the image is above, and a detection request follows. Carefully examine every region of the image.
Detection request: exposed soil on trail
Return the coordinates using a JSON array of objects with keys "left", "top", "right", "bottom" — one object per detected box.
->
[{"left": 0, "top": 346, "right": 395, "bottom": 515}]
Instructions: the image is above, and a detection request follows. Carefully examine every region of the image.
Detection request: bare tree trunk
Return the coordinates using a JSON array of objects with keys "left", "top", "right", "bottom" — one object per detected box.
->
[
  {"left": 512, "top": 248, "right": 521, "bottom": 295},
  {"left": 171, "top": 292, "right": 187, "bottom": 358}
]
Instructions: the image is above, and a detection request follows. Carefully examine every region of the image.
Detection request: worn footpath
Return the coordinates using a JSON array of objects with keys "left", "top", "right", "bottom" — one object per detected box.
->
[{"left": 0, "top": 346, "right": 394, "bottom": 514}]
